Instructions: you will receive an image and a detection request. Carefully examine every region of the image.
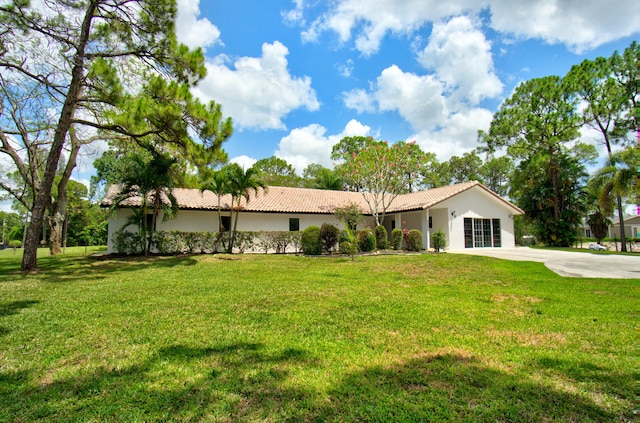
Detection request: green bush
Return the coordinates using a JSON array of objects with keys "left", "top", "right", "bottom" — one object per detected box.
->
[
  {"left": 113, "top": 230, "right": 144, "bottom": 255},
  {"left": 375, "top": 225, "right": 388, "bottom": 249},
  {"left": 320, "top": 223, "right": 340, "bottom": 253},
  {"left": 301, "top": 226, "right": 322, "bottom": 255},
  {"left": 391, "top": 228, "right": 403, "bottom": 250},
  {"left": 431, "top": 230, "right": 446, "bottom": 252},
  {"left": 406, "top": 229, "right": 422, "bottom": 252},
  {"left": 8, "top": 240, "right": 21, "bottom": 248},
  {"left": 357, "top": 228, "right": 376, "bottom": 252},
  {"left": 339, "top": 241, "right": 353, "bottom": 255}
]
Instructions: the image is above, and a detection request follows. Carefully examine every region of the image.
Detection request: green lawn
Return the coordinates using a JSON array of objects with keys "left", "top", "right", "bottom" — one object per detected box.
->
[{"left": 0, "top": 248, "right": 635, "bottom": 422}]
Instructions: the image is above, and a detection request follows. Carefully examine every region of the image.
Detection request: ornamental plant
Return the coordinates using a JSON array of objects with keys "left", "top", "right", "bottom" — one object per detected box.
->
[
  {"left": 431, "top": 230, "right": 446, "bottom": 252},
  {"left": 301, "top": 226, "right": 322, "bottom": 255},
  {"left": 357, "top": 229, "right": 376, "bottom": 252},
  {"left": 375, "top": 225, "right": 388, "bottom": 249},
  {"left": 391, "top": 228, "right": 403, "bottom": 250},
  {"left": 320, "top": 223, "right": 340, "bottom": 253},
  {"left": 406, "top": 229, "right": 423, "bottom": 252}
]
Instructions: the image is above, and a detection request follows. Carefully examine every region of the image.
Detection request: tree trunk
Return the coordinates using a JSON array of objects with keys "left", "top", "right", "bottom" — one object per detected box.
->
[
  {"left": 616, "top": 194, "right": 627, "bottom": 252},
  {"left": 49, "top": 128, "right": 81, "bottom": 255},
  {"left": 21, "top": 1, "right": 98, "bottom": 271},
  {"left": 48, "top": 213, "right": 64, "bottom": 255}
]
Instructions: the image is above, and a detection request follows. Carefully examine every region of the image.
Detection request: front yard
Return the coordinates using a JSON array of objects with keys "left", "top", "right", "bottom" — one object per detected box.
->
[{"left": 0, "top": 248, "right": 635, "bottom": 421}]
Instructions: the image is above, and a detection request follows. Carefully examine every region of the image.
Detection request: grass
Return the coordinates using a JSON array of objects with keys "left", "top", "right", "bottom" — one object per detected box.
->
[{"left": 0, "top": 247, "right": 636, "bottom": 422}]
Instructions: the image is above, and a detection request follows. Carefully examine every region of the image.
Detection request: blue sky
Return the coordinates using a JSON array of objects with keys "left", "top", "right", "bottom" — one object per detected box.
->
[
  {"left": 1, "top": 1, "right": 638, "bottom": 213},
  {"left": 172, "top": 0, "right": 638, "bottom": 174}
]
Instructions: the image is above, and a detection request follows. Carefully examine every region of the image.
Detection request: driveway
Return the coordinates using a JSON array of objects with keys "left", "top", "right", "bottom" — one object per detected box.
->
[{"left": 455, "top": 247, "right": 640, "bottom": 278}]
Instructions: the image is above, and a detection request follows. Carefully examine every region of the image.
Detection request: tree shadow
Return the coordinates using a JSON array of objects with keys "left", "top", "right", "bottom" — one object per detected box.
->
[
  {"left": 314, "top": 352, "right": 629, "bottom": 422},
  {"left": 0, "top": 346, "right": 630, "bottom": 421},
  {"left": 0, "top": 342, "right": 319, "bottom": 422},
  {"left": 0, "top": 300, "right": 39, "bottom": 337},
  {"left": 0, "top": 254, "right": 199, "bottom": 285}
]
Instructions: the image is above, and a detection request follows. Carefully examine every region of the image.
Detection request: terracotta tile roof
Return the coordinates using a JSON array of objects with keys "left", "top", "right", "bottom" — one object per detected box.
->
[{"left": 101, "top": 181, "right": 524, "bottom": 215}]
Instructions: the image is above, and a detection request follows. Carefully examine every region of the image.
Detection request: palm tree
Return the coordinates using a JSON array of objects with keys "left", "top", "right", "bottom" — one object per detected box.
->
[
  {"left": 596, "top": 146, "right": 638, "bottom": 252},
  {"left": 200, "top": 168, "right": 230, "bottom": 251},
  {"left": 314, "top": 168, "right": 344, "bottom": 190},
  {"left": 110, "top": 149, "right": 179, "bottom": 255},
  {"left": 225, "top": 164, "right": 267, "bottom": 253}
]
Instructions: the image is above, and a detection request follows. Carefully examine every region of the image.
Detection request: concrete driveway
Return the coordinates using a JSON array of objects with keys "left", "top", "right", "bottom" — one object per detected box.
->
[{"left": 455, "top": 247, "right": 640, "bottom": 278}]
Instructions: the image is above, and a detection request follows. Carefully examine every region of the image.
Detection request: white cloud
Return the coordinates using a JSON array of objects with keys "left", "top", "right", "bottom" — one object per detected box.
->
[
  {"left": 488, "top": 0, "right": 640, "bottom": 53},
  {"left": 342, "top": 88, "right": 375, "bottom": 113},
  {"left": 282, "top": 0, "right": 306, "bottom": 26},
  {"left": 302, "top": 0, "right": 471, "bottom": 55},
  {"left": 193, "top": 41, "right": 320, "bottom": 130},
  {"left": 176, "top": 0, "right": 221, "bottom": 50},
  {"left": 343, "top": 65, "right": 446, "bottom": 131},
  {"left": 229, "top": 155, "right": 257, "bottom": 169},
  {"left": 411, "top": 108, "right": 494, "bottom": 160},
  {"left": 275, "top": 119, "right": 372, "bottom": 173},
  {"left": 418, "top": 16, "right": 502, "bottom": 106},
  {"left": 298, "top": 0, "right": 639, "bottom": 55}
]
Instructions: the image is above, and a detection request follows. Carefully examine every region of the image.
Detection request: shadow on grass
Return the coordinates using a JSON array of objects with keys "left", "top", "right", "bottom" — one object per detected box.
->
[
  {"left": 0, "top": 346, "right": 629, "bottom": 422},
  {"left": 0, "top": 300, "right": 39, "bottom": 337},
  {"left": 0, "top": 254, "right": 199, "bottom": 285}
]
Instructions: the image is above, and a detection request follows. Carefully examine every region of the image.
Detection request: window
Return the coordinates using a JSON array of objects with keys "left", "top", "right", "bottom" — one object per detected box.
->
[
  {"left": 289, "top": 218, "right": 300, "bottom": 231},
  {"left": 221, "top": 216, "right": 231, "bottom": 231},
  {"left": 429, "top": 216, "right": 433, "bottom": 229},
  {"left": 464, "top": 218, "right": 501, "bottom": 248}
]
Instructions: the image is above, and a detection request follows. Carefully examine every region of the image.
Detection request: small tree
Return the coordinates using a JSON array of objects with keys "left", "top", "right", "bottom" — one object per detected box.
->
[
  {"left": 431, "top": 230, "right": 446, "bottom": 252},
  {"left": 334, "top": 202, "right": 365, "bottom": 260},
  {"left": 586, "top": 211, "right": 611, "bottom": 243},
  {"left": 320, "top": 223, "right": 339, "bottom": 254}
]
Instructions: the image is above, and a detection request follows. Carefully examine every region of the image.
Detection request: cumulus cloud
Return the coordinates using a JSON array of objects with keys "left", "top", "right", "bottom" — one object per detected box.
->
[
  {"left": 176, "top": 0, "right": 221, "bottom": 50},
  {"left": 297, "top": 0, "right": 639, "bottom": 54},
  {"left": 488, "top": 0, "right": 640, "bottom": 53},
  {"left": 418, "top": 16, "right": 502, "bottom": 106},
  {"left": 229, "top": 155, "right": 258, "bottom": 169},
  {"left": 411, "top": 108, "right": 495, "bottom": 160},
  {"left": 275, "top": 119, "right": 372, "bottom": 173},
  {"left": 193, "top": 41, "right": 320, "bottom": 130},
  {"left": 301, "top": 0, "right": 470, "bottom": 55}
]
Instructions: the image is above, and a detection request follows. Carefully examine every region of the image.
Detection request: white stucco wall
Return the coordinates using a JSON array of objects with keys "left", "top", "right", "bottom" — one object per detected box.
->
[
  {"left": 439, "top": 186, "right": 516, "bottom": 250},
  {"left": 106, "top": 186, "right": 518, "bottom": 252},
  {"left": 106, "top": 209, "right": 375, "bottom": 252}
]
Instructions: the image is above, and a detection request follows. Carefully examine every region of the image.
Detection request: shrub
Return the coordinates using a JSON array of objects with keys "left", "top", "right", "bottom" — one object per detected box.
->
[
  {"left": 431, "top": 230, "right": 446, "bottom": 252},
  {"left": 301, "top": 226, "right": 322, "bottom": 255},
  {"left": 8, "top": 240, "right": 21, "bottom": 248},
  {"left": 391, "top": 228, "right": 403, "bottom": 250},
  {"left": 357, "top": 228, "right": 376, "bottom": 252},
  {"left": 375, "top": 225, "right": 388, "bottom": 249},
  {"left": 113, "top": 229, "right": 143, "bottom": 255},
  {"left": 320, "top": 223, "right": 340, "bottom": 253},
  {"left": 339, "top": 241, "right": 354, "bottom": 255},
  {"left": 406, "top": 229, "right": 422, "bottom": 252}
]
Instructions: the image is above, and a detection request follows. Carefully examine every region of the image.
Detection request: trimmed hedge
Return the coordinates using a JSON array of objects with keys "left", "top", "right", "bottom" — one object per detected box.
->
[
  {"left": 375, "top": 225, "right": 388, "bottom": 249},
  {"left": 391, "top": 228, "right": 403, "bottom": 250},
  {"left": 406, "top": 229, "right": 422, "bottom": 252},
  {"left": 301, "top": 226, "right": 322, "bottom": 255},
  {"left": 320, "top": 223, "right": 340, "bottom": 253},
  {"left": 113, "top": 230, "right": 302, "bottom": 255},
  {"left": 357, "top": 228, "right": 376, "bottom": 252}
]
